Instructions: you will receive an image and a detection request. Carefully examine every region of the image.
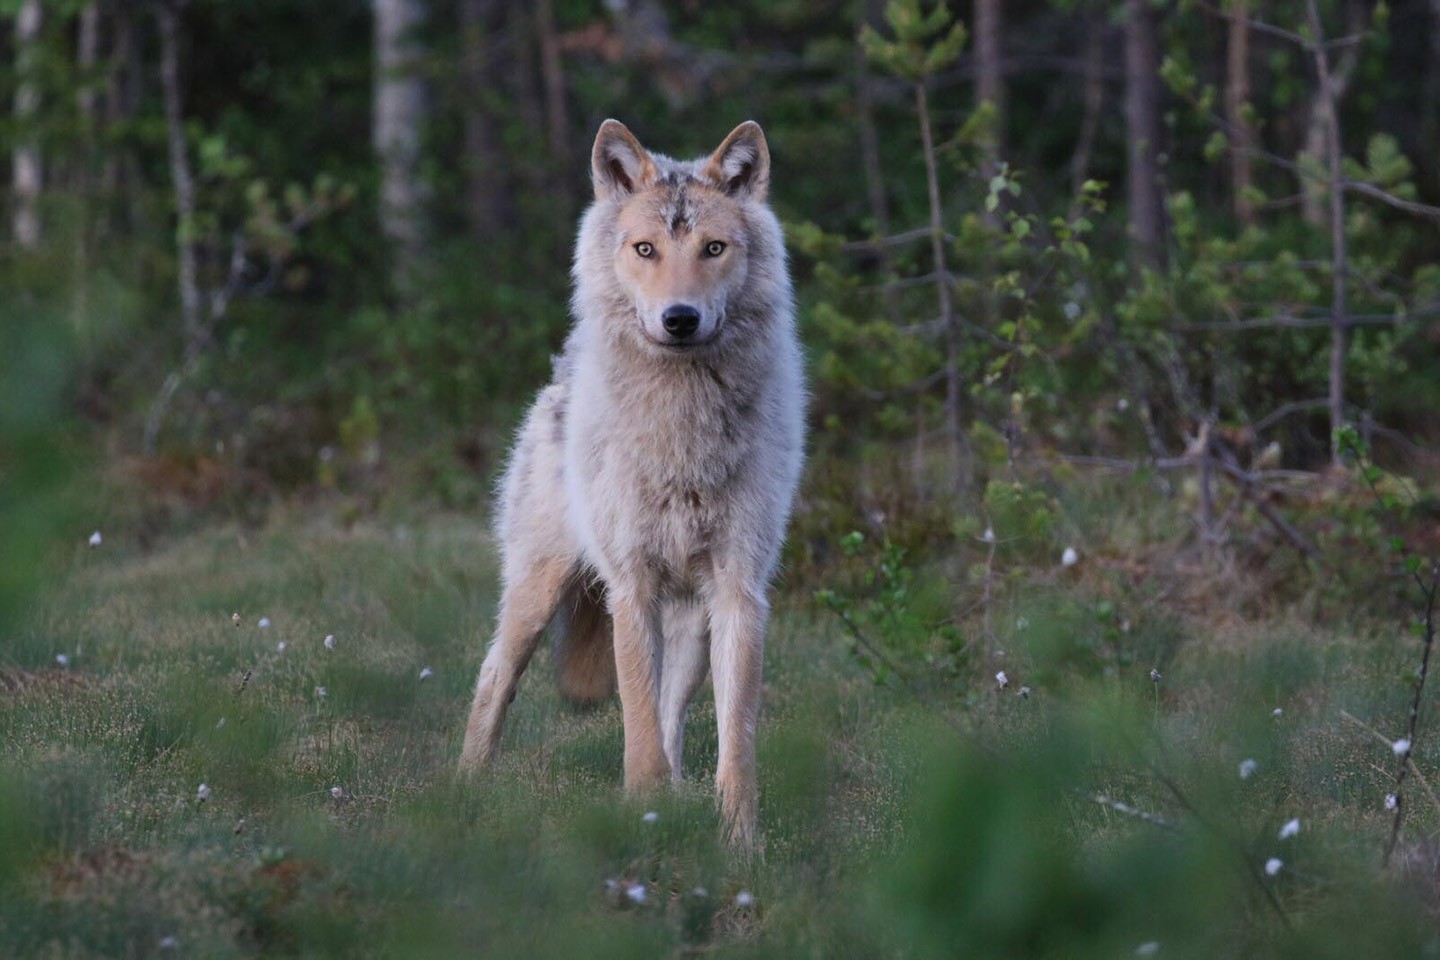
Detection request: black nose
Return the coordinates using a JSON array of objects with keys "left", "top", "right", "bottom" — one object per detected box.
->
[{"left": 661, "top": 304, "right": 701, "bottom": 339}]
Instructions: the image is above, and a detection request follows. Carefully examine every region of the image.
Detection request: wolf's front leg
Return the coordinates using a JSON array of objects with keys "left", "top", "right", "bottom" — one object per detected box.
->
[
  {"left": 460, "top": 555, "right": 573, "bottom": 771},
  {"left": 708, "top": 575, "right": 767, "bottom": 851},
  {"left": 609, "top": 584, "right": 672, "bottom": 789}
]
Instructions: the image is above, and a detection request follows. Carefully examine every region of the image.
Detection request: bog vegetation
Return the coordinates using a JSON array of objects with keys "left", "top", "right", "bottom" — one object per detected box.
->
[{"left": 3, "top": 0, "right": 1440, "bottom": 956}]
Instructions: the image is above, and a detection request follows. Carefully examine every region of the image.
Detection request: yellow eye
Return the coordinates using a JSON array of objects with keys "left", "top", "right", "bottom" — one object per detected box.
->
[
  {"left": 705, "top": 241, "right": 727, "bottom": 257},
  {"left": 634, "top": 242, "right": 654, "bottom": 258}
]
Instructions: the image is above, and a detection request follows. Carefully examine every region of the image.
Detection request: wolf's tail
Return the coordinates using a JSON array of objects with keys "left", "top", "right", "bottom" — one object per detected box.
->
[{"left": 551, "top": 578, "right": 616, "bottom": 706}]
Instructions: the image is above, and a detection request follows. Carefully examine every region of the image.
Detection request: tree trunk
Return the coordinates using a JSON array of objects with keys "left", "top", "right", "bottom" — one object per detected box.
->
[
  {"left": 1225, "top": 0, "right": 1256, "bottom": 227},
  {"left": 103, "top": 2, "right": 140, "bottom": 219},
  {"left": 74, "top": 2, "right": 101, "bottom": 331},
  {"left": 157, "top": 2, "right": 200, "bottom": 344},
  {"left": 1069, "top": 17, "right": 1105, "bottom": 211},
  {"left": 1124, "top": 0, "right": 1165, "bottom": 269},
  {"left": 1300, "top": 1, "right": 1362, "bottom": 228},
  {"left": 1427, "top": 0, "right": 1440, "bottom": 180},
  {"left": 974, "top": 0, "right": 1004, "bottom": 224},
  {"left": 535, "top": 0, "right": 568, "bottom": 161},
  {"left": 373, "top": 0, "right": 431, "bottom": 293},
  {"left": 1306, "top": 0, "right": 1350, "bottom": 465},
  {"left": 12, "top": 0, "right": 43, "bottom": 251},
  {"left": 458, "top": 0, "right": 511, "bottom": 236},
  {"left": 917, "top": 81, "right": 970, "bottom": 495}
]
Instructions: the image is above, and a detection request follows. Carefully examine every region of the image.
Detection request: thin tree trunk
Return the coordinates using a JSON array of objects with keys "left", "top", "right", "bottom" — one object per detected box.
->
[
  {"left": 535, "top": 0, "right": 568, "bottom": 160},
  {"left": 1124, "top": 0, "right": 1165, "bottom": 269},
  {"left": 103, "top": 4, "right": 137, "bottom": 210},
  {"left": 373, "top": 0, "right": 431, "bottom": 293},
  {"left": 1427, "top": 0, "right": 1440, "bottom": 178},
  {"left": 74, "top": 2, "right": 101, "bottom": 331},
  {"left": 856, "top": 0, "right": 898, "bottom": 324},
  {"left": 1306, "top": 0, "right": 1350, "bottom": 464},
  {"left": 458, "top": 0, "right": 510, "bottom": 235},
  {"left": 974, "top": 0, "right": 1003, "bottom": 225},
  {"left": 1300, "top": 1, "right": 1362, "bottom": 227},
  {"left": 1069, "top": 18, "right": 1105, "bottom": 209},
  {"left": 12, "top": 0, "right": 43, "bottom": 250},
  {"left": 158, "top": 3, "right": 200, "bottom": 343},
  {"left": 917, "top": 81, "right": 969, "bottom": 495},
  {"left": 1225, "top": 0, "right": 1256, "bottom": 226}
]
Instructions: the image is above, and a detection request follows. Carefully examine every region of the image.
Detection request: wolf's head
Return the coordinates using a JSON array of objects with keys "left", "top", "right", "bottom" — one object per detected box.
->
[{"left": 578, "top": 120, "right": 777, "bottom": 354}]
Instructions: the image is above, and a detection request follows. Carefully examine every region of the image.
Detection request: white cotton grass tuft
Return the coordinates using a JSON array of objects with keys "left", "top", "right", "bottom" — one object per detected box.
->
[
  {"left": 216, "top": 717, "right": 226, "bottom": 729},
  {"left": 691, "top": 886, "right": 708, "bottom": 898},
  {"left": 1018, "top": 685, "right": 1031, "bottom": 699},
  {"left": 1385, "top": 793, "right": 1399, "bottom": 811},
  {"left": 258, "top": 617, "right": 271, "bottom": 629},
  {"left": 231, "top": 612, "right": 241, "bottom": 627},
  {"left": 419, "top": 667, "right": 434, "bottom": 681},
  {"left": 625, "top": 882, "right": 646, "bottom": 904},
  {"left": 1278, "top": 818, "right": 1301, "bottom": 840},
  {"left": 197, "top": 783, "right": 212, "bottom": 802},
  {"left": 1149, "top": 668, "right": 1162, "bottom": 683},
  {"left": 55, "top": 653, "right": 70, "bottom": 668},
  {"left": 330, "top": 786, "right": 343, "bottom": 800},
  {"left": 276, "top": 641, "right": 287, "bottom": 653},
  {"left": 314, "top": 686, "right": 328, "bottom": 699},
  {"left": 735, "top": 889, "right": 755, "bottom": 907},
  {"left": 981, "top": 527, "right": 996, "bottom": 544},
  {"left": 158, "top": 936, "right": 178, "bottom": 951},
  {"left": 324, "top": 634, "right": 335, "bottom": 650},
  {"left": 1239, "top": 758, "right": 1258, "bottom": 780},
  {"left": 641, "top": 811, "right": 659, "bottom": 823},
  {"left": 88, "top": 531, "right": 102, "bottom": 548},
  {"left": 1061, "top": 546, "right": 1079, "bottom": 567},
  {"left": 995, "top": 670, "right": 1009, "bottom": 690},
  {"left": 1272, "top": 707, "right": 1284, "bottom": 717},
  {"left": 1393, "top": 738, "right": 1412, "bottom": 757},
  {"left": 1264, "top": 857, "right": 1283, "bottom": 877},
  {"left": 1134, "top": 943, "right": 1160, "bottom": 957}
]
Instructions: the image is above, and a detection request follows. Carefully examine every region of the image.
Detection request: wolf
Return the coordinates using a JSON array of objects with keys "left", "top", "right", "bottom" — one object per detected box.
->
[{"left": 458, "top": 119, "right": 805, "bottom": 849}]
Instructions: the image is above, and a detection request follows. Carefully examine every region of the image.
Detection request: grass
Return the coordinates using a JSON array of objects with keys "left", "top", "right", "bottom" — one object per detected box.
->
[{"left": 2, "top": 507, "right": 1438, "bottom": 957}]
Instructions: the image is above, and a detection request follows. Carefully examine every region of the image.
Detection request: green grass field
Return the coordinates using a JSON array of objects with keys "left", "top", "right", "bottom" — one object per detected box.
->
[{"left": 2, "top": 510, "right": 1437, "bottom": 957}]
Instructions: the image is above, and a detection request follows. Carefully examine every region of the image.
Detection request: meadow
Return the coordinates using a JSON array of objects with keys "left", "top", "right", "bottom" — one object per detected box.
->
[{"left": 2, "top": 485, "right": 1436, "bottom": 958}]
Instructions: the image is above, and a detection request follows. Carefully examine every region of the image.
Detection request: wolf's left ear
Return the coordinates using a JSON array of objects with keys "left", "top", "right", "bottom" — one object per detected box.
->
[{"left": 702, "top": 121, "right": 770, "bottom": 201}]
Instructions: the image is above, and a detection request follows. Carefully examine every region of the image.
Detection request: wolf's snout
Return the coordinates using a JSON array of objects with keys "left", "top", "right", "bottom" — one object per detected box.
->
[{"left": 661, "top": 304, "right": 701, "bottom": 340}]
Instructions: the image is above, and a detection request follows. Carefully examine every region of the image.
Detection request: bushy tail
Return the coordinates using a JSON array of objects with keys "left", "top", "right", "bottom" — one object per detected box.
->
[{"left": 551, "top": 578, "right": 616, "bottom": 707}]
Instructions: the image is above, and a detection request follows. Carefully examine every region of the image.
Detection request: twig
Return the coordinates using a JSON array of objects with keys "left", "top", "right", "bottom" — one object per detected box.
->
[{"left": 1091, "top": 792, "right": 1178, "bottom": 830}]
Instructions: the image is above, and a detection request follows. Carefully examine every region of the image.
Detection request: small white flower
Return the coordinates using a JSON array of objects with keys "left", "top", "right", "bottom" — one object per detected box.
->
[
  {"left": 995, "top": 670, "right": 1009, "bottom": 690},
  {"left": 158, "top": 936, "right": 179, "bottom": 950},
  {"left": 1239, "top": 758, "right": 1258, "bottom": 780},
  {"left": 735, "top": 889, "right": 754, "bottom": 907},
  {"left": 324, "top": 634, "right": 335, "bottom": 650},
  {"left": 641, "top": 811, "right": 659, "bottom": 823},
  {"left": 625, "top": 882, "right": 646, "bottom": 904},
  {"left": 981, "top": 527, "right": 996, "bottom": 544},
  {"left": 1061, "top": 546, "right": 1079, "bottom": 567},
  {"left": 197, "top": 783, "right": 212, "bottom": 802},
  {"left": 55, "top": 654, "right": 70, "bottom": 668},
  {"left": 604, "top": 877, "right": 618, "bottom": 893},
  {"left": 258, "top": 617, "right": 271, "bottom": 629},
  {"left": 1135, "top": 943, "right": 1160, "bottom": 957},
  {"left": 1385, "top": 793, "right": 1399, "bottom": 811},
  {"left": 216, "top": 717, "right": 226, "bottom": 729},
  {"left": 691, "top": 886, "right": 708, "bottom": 897},
  {"left": 1393, "top": 738, "right": 1412, "bottom": 757},
  {"left": 330, "top": 786, "right": 343, "bottom": 800},
  {"left": 1278, "top": 818, "right": 1301, "bottom": 840},
  {"left": 88, "top": 531, "right": 103, "bottom": 548},
  {"left": 1015, "top": 616, "right": 1029, "bottom": 631},
  {"left": 1018, "top": 685, "right": 1031, "bottom": 699},
  {"left": 231, "top": 612, "right": 241, "bottom": 627},
  {"left": 314, "top": 686, "right": 328, "bottom": 699},
  {"left": 276, "top": 641, "right": 287, "bottom": 653},
  {"left": 1116, "top": 397, "right": 1130, "bottom": 412},
  {"left": 1063, "top": 301, "right": 1082, "bottom": 321},
  {"left": 419, "top": 667, "right": 434, "bottom": 681},
  {"left": 1272, "top": 707, "right": 1284, "bottom": 717},
  {"left": 1149, "top": 668, "right": 1162, "bottom": 683},
  {"left": 1264, "top": 857, "right": 1283, "bottom": 876}
]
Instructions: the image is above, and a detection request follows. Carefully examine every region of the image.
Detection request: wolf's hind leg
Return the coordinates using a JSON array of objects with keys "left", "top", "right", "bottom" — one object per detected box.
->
[
  {"left": 659, "top": 596, "right": 710, "bottom": 781},
  {"left": 460, "top": 555, "right": 574, "bottom": 771}
]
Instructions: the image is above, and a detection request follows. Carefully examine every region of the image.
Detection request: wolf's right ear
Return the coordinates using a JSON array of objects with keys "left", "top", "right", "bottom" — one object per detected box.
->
[{"left": 591, "top": 120, "right": 656, "bottom": 201}]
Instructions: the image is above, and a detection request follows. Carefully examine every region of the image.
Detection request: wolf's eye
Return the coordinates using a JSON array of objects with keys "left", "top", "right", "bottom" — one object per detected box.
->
[
  {"left": 705, "top": 241, "right": 727, "bottom": 258},
  {"left": 634, "top": 242, "right": 654, "bottom": 258}
]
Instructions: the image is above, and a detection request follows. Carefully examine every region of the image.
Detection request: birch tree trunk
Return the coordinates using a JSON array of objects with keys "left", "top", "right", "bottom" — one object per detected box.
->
[
  {"left": 1124, "top": 0, "right": 1165, "bottom": 269},
  {"left": 12, "top": 0, "right": 43, "bottom": 251},
  {"left": 974, "top": 0, "right": 1004, "bottom": 224},
  {"left": 373, "top": 0, "right": 431, "bottom": 292},
  {"left": 158, "top": 2, "right": 200, "bottom": 344}
]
